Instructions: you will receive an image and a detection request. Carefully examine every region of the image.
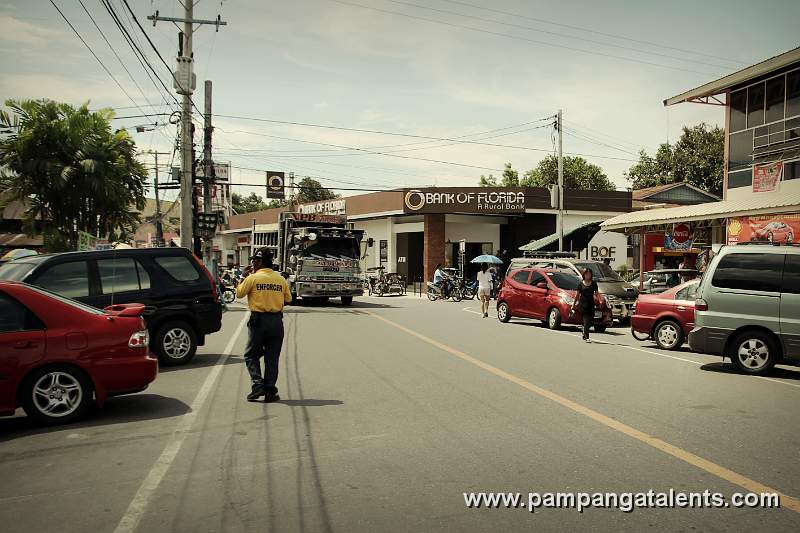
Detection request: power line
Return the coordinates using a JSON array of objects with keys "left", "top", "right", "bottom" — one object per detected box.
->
[
  {"left": 48, "top": 0, "right": 160, "bottom": 123},
  {"left": 563, "top": 128, "right": 641, "bottom": 157},
  {"left": 439, "top": 0, "right": 747, "bottom": 67},
  {"left": 384, "top": 0, "right": 733, "bottom": 71},
  {"left": 325, "top": 0, "right": 723, "bottom": 76}
]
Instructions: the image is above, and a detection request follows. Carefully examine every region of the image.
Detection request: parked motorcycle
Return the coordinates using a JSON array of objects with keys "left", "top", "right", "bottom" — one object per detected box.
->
[
  {"left": 458, "top": 278, "right": 479, "bottom": 300},
  {"left": 426, "top": 281, "right": 462, "bottom": 302},
  {"left": 219, "top": 278, "right": 236, "bottom": 304}
]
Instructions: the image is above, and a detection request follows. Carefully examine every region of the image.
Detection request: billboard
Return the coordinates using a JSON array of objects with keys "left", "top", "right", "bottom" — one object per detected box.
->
[
  {"left": 266, "top": 171, "right": 285, "bottom": 199},
  {"left": 727, "top": 214, "right": 800, "bottom": 245},
  {"left": 403, "top": 188, "right": 527, "bottom": 214}
]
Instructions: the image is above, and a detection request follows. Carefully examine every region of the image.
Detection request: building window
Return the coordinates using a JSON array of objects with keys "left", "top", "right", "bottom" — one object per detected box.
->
[
  {"left": 728, "top": 130, "right": 752, "bottom": 172},
  {"left": 748, "top": 82, "right": 765, "bottom": 128},
  {"left": 788, "top": 70, "right": 800, "bottom": 118},
  {"left": 727, "top": 169, "right": 752, "bottom": 189},
  {"left": 765, "top": 75, "right": 785, "bottom": 124},
  {"left": 786, "top": 160, "right": 800, "bottom": 181},
  {"left": 729, "top": 89, "right": 747, "bottom": 132}
]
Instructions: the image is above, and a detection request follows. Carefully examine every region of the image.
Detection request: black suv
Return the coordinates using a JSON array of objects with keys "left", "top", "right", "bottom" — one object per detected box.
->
[{"left": 0, "top": 247, "right": 222, "bottom": 365}]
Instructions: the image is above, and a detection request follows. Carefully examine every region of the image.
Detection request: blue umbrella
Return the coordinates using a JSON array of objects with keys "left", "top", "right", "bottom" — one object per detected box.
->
[{"left": 470, "top": 254, "right": 503, "bottom": 264}]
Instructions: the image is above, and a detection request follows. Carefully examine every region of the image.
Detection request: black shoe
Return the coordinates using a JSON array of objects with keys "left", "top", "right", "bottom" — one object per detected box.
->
[
  {"left": 264, "top": 393, "right": 281, "bottom": 403},
  {"left": 247, "top": 387, "right": 265, "bottom": 402}
]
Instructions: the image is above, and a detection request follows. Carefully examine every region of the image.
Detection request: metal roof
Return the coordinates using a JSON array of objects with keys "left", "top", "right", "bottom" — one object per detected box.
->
[
  {"left": 664, "top": 47, "right": 800, "bottom": 107},
  {"left": 600, "top": 192, "right": 800, "bottom": 231},
  {"left": 519, "top": 220, "right": 601, "bottom": 251}
]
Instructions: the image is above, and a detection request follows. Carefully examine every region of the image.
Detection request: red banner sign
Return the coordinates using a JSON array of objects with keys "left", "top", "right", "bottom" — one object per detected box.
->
[
  {"left": 727, "top": 214, "right": 799, "bottom": 244},
  {"left": 752, "top": 161, "right": 783, "bottom": 193}
]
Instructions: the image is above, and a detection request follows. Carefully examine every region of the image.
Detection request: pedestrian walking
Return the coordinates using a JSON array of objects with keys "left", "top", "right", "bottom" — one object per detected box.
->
[
  {"left": 573, "top": 268, "right": 599, "bottom": 343},
  {"left": 476, "top": 262, "right": 492, "bottom": 317},
  {"left": 236, "top": 248, "right": 292, "bottom": 402}
]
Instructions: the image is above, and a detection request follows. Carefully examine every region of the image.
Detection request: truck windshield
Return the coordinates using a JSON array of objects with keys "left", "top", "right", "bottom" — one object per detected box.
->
[
  {"left": 574, "top": 262, "right": 623, "bottom": 282},
  {"left": 301, "top": 237, "right": 359, "bottom": 260}
]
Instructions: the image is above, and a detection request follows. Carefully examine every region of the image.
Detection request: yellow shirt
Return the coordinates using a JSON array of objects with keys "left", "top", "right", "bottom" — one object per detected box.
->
[{"left": 236, "top": 268, "right": 292, "bottom": 312}]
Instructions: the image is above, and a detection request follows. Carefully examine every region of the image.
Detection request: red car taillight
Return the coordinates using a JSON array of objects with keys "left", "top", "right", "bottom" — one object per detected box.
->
[
  {"left": 193, "top": 254, "right": 220, "bottom": 303},
  {"left": 129, "top": 329, "right": 149, "bottom": 348},
  {"left": 696, "top": 298, "right": 708, "bottom": 311}
]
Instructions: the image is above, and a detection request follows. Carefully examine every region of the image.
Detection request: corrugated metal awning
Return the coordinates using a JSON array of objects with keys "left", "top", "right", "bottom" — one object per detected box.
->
[
  {"left": 600, "top": 192, "right": 800, "bottom": 231},
  {"left": 664, "top": 47, "right": 800, "bottom": 107},
  {"left": 519, "top": 220, "right": 601, "bottom": 251}
]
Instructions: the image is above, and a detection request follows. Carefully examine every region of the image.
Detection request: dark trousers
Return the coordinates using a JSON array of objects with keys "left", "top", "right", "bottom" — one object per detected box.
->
[
  {"left": 244, "top": 312, "right": 284, "bottom": 395},
  {"left": 581, "top": 308, "right": 593, "bottom": 340}
]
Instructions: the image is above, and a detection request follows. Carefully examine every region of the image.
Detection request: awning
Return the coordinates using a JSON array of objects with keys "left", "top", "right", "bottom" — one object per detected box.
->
[
  {"left": 600, "top": 192, "right": 800, "bottom": 232},
  {"left": 0, "top": 233, "right": 43, "bottom": 247},
  {"left": 519, "top": 220, "right": 601, "bottom": 251},
  {"left": 664, "top": 47, "right": 800, "bottom": 106}
]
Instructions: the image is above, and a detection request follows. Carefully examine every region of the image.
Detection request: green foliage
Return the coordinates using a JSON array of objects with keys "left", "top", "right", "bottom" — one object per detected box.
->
[
  {"left": 479, "top": 158, "right": 615, "bottom": 190},
  {"left": 294, "top": 176, "right": 338, "bottom": 204},
  {"left": 232, "top": 192, "right": 276, "bottom": 213},
  {"left": 625, "top": 123, "right": 723, "bottom": 196},
  {"left": 0, "top": 99, "right": 147, "bottom": 252}
]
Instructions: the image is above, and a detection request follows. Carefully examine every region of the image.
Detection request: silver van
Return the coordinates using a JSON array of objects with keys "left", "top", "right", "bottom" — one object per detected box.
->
[{"left": 689, "top": 244, "right": 800, "bottom": 375}]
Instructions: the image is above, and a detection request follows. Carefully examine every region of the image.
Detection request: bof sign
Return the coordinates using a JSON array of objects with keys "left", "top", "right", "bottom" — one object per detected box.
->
[{"left": 753, "top": 161, "right": 783, "bottom": 193}]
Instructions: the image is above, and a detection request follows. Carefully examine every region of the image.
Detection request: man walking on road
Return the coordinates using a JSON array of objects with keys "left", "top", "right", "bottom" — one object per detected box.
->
[{"left": 236, "top": 248, "right": 292, "bottom": 402}]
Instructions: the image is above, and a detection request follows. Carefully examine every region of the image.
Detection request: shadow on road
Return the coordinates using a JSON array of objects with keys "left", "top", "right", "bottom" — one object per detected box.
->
[
  {"left": 0, "top": 394, "right": 191, "bottom": 443},
  {"left": 277, "top": 399, "right": 343, "bottom": 407},
  {"left": 159, "top": 354, "right": 245, "bottom": 372},
  {"left": 700, "top": 362, "right": 800, "bottom": 380}
]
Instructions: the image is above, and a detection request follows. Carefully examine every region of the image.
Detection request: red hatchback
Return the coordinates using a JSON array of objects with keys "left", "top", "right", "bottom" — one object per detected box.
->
[
  {"left": 631, "top": 279, "right": 700, "bottom": 350},
  {"left": 497, "top": 268, "right": 613, "bottom": 331},
  {"left": 0, "top": 281, "right": 158, "bottom": 424}
]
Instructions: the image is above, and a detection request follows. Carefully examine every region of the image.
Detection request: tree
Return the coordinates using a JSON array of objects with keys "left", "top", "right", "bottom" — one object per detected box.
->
[
  {"left": 0, "top": 99, "right": 147, "bottom": 252},
  {"left": 479, "top": 163, "right": 520, "bottom": 187},
  {"left": 625, "top": 123, "right": 724, "bottom": 196},
  {"left": 294, "top": 176, "right": 338, "bottom": 204},
  {"left": 523, "top": 155, "right": 616, "bottom": 190},
  {"left": 232, "top": 192, "right": 268, "bottom": 213}
]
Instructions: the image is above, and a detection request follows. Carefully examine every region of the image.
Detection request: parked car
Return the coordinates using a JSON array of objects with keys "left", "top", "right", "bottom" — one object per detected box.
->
[
  {"left": 0, "top": 281, "right": 157, "bottom": 424},
  {"left": 689, "top": 244, "right": 800, "bottom": 375},
  {"left": 751, "top": 221, "right": 794, "bottom": 244},
  {"left": 497, "top": 268, "right": 613, "bottom": 332},
  {"left": 640, "top": 269, "right": 699, "bottom": 294},
  {"left": 0, "top": 247, "right": 222, "bottom": 366},
  {"left": 631, "top": 279, "right": 700, "bottom": 350},
  {"left": 507, "top": 256, "right": 638, "bottom": 322}
]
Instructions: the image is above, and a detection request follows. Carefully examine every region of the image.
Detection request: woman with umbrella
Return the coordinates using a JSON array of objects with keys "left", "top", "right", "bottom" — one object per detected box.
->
[{"left": 471, "top": 254, "right": 502, "bottom": 318}]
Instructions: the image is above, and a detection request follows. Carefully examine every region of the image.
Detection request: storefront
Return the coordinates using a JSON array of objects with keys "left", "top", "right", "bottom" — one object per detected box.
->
[{"left": 223, "top": 187, "right": 632, "bottom": 282}]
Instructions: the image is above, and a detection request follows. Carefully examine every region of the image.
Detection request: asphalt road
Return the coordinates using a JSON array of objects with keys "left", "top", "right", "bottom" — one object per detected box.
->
[{"left": 1, "top": 295, "right": 799, "bottom": 532}]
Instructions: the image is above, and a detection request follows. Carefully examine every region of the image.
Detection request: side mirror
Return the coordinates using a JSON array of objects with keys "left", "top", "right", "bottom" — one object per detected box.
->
[{"left": 536, "top": 281, "right": 548, "bottom": 290}]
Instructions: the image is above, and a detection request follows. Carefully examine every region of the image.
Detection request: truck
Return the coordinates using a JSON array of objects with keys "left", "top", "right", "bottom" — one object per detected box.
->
[{"left": 277, "top": 212, "right": 368, "bottom": 305}]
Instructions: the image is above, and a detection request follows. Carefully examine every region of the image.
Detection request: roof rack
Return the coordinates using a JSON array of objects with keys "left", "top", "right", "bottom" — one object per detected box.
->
[
  {"left": 734, "top": 241, "right": 800, "bottom": 247},
  {"left": 520, "top": 251, "right": 578, "bottom": 259}
]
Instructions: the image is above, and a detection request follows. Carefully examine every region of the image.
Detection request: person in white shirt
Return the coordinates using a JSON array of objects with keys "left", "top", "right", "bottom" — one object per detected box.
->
[{"left": 476, "top": 262, "right": 493, "bottom": 318}]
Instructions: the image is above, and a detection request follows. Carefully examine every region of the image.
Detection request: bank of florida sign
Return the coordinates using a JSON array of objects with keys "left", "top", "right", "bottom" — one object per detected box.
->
[{"left": 403, "top": 188, "right": 526, "bottom": 214}]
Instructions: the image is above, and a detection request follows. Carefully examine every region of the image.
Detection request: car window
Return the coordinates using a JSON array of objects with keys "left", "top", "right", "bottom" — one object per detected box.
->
[
  {"left": 675, "top": 284, "right": 698, "bottom": 300},
  {"left": 35, "top": 261, "right": 90, "bottom": 298},
  {"left": 155, "top": 256, "right": 200, "bottom": 281},
  {"left": 575, "top": 262, "right": 623, "bottom": 281},
  {"left": 529, "top": 272, "right": 545, "bottom": 286},
  {"left": 0, "top": 291, "right": 44, "bottom": 332},
  {"left": 546, "top": 272, "right": 581, "bottom": 290},
  {"left": 99, "top": 258, "right": 150, "bottom": 293},
  {"left": 782, "top": 255, "right": 800, "bottom": 295},
  {"left": 511, "top": 270, "right": 529, "bottom": 284},
  {"left": 0, "top": 261, "right": 37, "bottom": 281},
  {"left": 711, "top": 253, "right": 785, "bottom": 293},
  {"left": 25, "top": 284, "right": 106, "bottom": 315}
]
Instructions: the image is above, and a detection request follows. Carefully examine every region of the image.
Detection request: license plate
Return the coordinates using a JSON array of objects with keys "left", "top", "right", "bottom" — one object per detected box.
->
[{"left": 594, "top": 311, "right": 602, "bottom": 319}]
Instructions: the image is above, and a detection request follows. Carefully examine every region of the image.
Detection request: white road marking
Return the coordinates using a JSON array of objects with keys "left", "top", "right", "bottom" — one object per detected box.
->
[
  {"left": 460, "top": 308, "right": 800, "bottom": 391},
  {"left": 113, "top": 313, "right": 249, "bottom": 533}
]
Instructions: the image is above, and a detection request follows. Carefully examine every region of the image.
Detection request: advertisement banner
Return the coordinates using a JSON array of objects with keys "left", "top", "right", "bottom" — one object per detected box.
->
[
  {"left": 752, "top": 161, "right": 783, "bottom": 193},
  {"left": 727, "top": 214, "right": 800, "bottom": 244},
  {"left": 664, "top": 223, "right": 694, "bottom": 251},
  {"left": 266, "top": 171, "right": 285, "bottom": 199}
]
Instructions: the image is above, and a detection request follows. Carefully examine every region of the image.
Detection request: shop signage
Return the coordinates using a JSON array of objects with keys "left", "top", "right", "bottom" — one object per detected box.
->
[
  {"left": 196, "top": 162, "right": 230, "bottom": 181},
  {"left": 727, "top": 214, "right": 799, "bottom": 245},
  {"left": 379, "top": 240, "right": 388, "bottom": 261},
  {"left": 583, "top": 230, "right": 626, "bottom": 269},
  {"left": 266, "top": 171, "right": 285, "bottom": 199},
  {"left": 752, "top": 162, "right": 783, "bottom": 193},
  {"left": 299, "top": 198, "right": 346, "bottom": 215},
  {"left": 665, "top": 223, "right": 694, "bottom": 251},
  {"left": 403, "top": 188, "right": 526, "bottom": 214}
]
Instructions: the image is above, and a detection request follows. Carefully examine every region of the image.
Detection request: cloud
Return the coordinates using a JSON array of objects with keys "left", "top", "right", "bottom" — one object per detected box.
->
[{"left": 0, "top": 14, "right": 64, "bottom": 48}]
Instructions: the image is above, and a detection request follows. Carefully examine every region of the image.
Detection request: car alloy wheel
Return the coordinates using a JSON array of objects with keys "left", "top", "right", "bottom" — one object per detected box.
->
[
  {"left": 547, "top": 308, "right": 561, "bottom": 330},
  {"left": 655, "top": 321, "right": 682, "bottom": 350},
  {"left": 497, "top": 302, "right": 511, "bottom": 323},
  {"left": 736, "top": 338, "right": 770, "bottom": 371},
  {"left": 163, "top": 327, "right": 191, "bottom": 359},
  {"left": 32, "top": 371, "right": 84, "bottom": 418}
]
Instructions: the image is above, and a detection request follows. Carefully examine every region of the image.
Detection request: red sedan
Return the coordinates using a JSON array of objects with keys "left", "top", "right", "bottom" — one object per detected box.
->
[
  {"left": 497, "top": 268, "right": 613, "bottom": 332},
  {"left": 0, "top": 281, "right": 157, "bottom": 424},
  {"left": 631, "top": 279, "right": 700, "bottom": 350}
]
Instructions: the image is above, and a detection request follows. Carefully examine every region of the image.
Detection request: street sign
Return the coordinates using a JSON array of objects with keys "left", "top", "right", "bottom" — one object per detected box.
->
[
  {"left": 196, "top": 162, "right": 230, "bottom": 181},
  {"left": 266, "top": 171, "right": 285, "bottom": 199}
]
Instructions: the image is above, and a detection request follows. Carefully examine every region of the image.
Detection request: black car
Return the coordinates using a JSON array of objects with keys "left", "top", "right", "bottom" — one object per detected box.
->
[{"left": 0, "top": 247, "right": 222, "bottom": 365}]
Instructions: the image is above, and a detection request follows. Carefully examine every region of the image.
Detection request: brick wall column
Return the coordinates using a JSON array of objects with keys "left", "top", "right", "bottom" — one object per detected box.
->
[{"left": 424, "top": 213, "right": 445, "bottom": 283}]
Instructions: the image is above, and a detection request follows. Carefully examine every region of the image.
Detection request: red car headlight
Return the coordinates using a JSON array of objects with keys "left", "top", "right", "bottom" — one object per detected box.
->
[{"left": 129, "top": 330, "right": 149, "bottom": 348}]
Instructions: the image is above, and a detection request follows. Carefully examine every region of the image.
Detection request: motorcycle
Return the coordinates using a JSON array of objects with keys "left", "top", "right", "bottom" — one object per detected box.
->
[
  {"left": 457, "top": 278, "right": 479, "bottom": 300},
  {"left": 426, "top": 281, "right": 462, "bottom": 302},
  {"left": 219, "top": 278, "right": 236, "bottom": 304}
]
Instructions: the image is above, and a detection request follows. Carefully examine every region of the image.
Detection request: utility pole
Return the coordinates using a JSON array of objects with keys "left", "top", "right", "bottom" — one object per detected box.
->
[
  {"left": 154, "top": 151, "right": 163, "bottom": 246},
  {"left": 289, "top": 172, "right": 296, "bottom": 210},
  {"left": 203, "top": 79, "right": 214, "bottom": 265},
  {"left": 557, "top": 109, "right": 564, "bottom": 252},
  {"left": 148, "top": 5, "right": 226, "bottom": 252}
]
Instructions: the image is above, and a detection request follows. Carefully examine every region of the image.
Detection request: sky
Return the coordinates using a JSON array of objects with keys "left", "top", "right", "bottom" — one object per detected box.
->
[{"left": 1, "top": 0, "right": 799, "bottom": 202}]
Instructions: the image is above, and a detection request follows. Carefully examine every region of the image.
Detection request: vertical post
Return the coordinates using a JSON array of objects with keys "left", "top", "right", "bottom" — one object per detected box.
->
[
  {"left": 203, "top": 80, "right": 213, "bottom": 265},
  {"left": 179, "top": 1, "right": 194, "bottom": 250},
  {"left": 289, "top": 172, "right": 295, "bottom": 210},
  {"left": 154, "top": 152, "right": 163, "bottom": 246},
  {"left": 557, "top": 109, "right": 564, "bottom": 252},
  {"left": 639, "top": 227, "right": 646, "bottom": 292}
]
